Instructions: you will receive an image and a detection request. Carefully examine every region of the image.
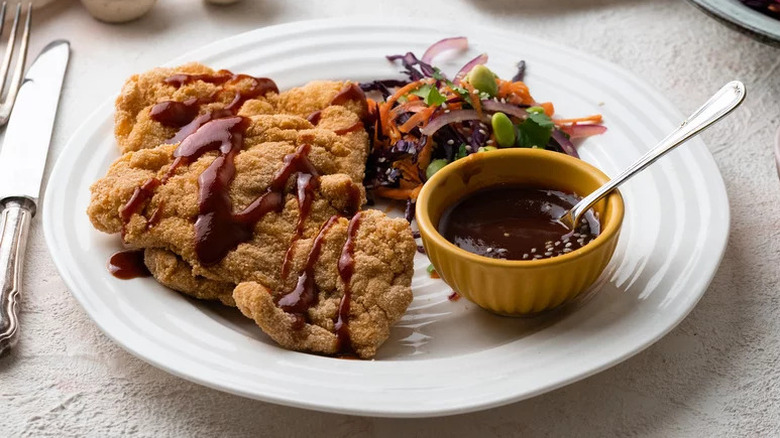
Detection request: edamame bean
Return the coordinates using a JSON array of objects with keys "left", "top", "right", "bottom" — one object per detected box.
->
[
  {"left": 425, "top": 159, "right": 449, "bottom": 180},
  {"left": 491, "top": 112, "right": 516, "bottom": 148},
  {"left": 466, "top": 65, "right": 498, "bottom": 97}
]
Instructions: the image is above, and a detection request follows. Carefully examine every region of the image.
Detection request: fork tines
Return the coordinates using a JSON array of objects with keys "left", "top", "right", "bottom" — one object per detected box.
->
[{"left": 0, "top": 1, "right": 31, "bottom": 126}]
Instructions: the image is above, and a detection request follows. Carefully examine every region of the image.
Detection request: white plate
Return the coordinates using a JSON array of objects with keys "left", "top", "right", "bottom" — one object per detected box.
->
[
  {"left": 43, "top": 19, "right": 730, "bottom": 417},
  {"left": 688, "top": 0, "right": 780, "bottom": 46}
]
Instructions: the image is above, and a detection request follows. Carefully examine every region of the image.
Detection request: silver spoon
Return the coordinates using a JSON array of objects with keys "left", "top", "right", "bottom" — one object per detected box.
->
[{"left": 558, "top": 81, "right": 746, "bottom": 231}]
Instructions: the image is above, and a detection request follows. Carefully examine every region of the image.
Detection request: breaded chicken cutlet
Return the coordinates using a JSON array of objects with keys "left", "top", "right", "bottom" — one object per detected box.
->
[
  {"left": 115, "top": 62, "right": 367, "bottom": 154},
  {"left": 89, "top": 64, "right": 415, "bottom": 358}
]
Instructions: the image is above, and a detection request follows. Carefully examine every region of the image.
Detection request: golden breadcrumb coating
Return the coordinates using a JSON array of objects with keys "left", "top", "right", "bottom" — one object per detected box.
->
[
  {"left": 144, "top": 248, "right": 236, "bottom": 306},
  {"left": 114, "top": 62, "right": 365, "bottom": 153},
  {"left": 92, "top": 65, "right": 414, "bottom": 358},
  {"left": 233, "top": 210, "right": 414, "bottom": 359},
  {"left": 89, "top": 114, "right": 368, "bottom": 289}
]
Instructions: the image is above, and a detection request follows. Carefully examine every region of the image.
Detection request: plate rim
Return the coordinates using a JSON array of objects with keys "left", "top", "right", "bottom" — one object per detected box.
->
[
  {"left": 41, "top": 18, "right": 731, "bottom": 417},
  {"left": 687, "top": 0, "right": 780, "bottom": 46}
]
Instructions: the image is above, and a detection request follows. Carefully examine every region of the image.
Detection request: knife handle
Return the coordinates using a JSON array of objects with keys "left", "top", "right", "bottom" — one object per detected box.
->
[{"left": 0, "top": 198, "right": 34, "bottom": 356}]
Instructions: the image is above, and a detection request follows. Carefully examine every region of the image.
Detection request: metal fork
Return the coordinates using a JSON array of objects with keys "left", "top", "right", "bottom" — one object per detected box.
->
[{"left": 0, "top": 2, "right": 31, "bottom": 127}]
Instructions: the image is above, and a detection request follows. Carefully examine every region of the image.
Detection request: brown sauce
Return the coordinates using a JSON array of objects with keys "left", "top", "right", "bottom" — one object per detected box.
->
[
  {"left": 438, "top": 184, "right": 599, "bottom": 261},
  {"left": 146, "top": 201, "right": 165, "bottom": 230},
  {"left": 186, "top": 116, "right": 252, "bottom": 265},
  {"left": 151, "top": 70, "right": 278, "bottom": 144},
  {"left": 120, "top": 178, "right": 160, "bottom": 222},
  {"left": 333, "top": 121, "right": 364, "bottom": 136},
  {"left": 108, "top": 250, "right": 151, "bottom": 279},
  {"left": 335, "top": 212, "right": 361, "bottom": 353},
  {"left": 330, "top": 83, "right": 366, "bottom": 106},
  {"left": 306, "top": 110, "right": 322, "bottom": 125},
  {"left": 276, "top": 216, "right": 340, "bottom": 319},
  {"left": 149, "top": 98, "right": 200, "bottom": 127}
]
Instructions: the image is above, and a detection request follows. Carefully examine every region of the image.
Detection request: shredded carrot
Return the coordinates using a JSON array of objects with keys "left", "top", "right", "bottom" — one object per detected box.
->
[
  {"left": 417, "top": 137, "right": 435, "bottom": 170},
  {"left": 540, "top": 102, "right": 555, "bottom": 117},
  {"left": 374, "top": 186, "right": 422, "bottom": 201},
  {"left": 462, "top": 82, "right": 483, "bottom": 119},
  {"left": 399, "top": 106, "right": 437, "bottom": 133},
  {"left": 553, "top": 114, "right": 603, "bottom": 125},
  {"left": 390, "top": 100, "right": 428, "bottom": 120}
]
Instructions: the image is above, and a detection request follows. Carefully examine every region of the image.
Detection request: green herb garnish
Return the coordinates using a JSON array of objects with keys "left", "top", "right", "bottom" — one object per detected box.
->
[
  {"left": 411, "top": 84, "right": 447, "bottom": 106},
  {"left": 516, "top": 112, "right": 554, "bottom": 148}
]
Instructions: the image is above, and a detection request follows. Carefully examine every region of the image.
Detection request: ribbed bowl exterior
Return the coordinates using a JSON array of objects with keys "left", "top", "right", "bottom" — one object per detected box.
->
[{"left": 422, "top": 227, "right": 621, "bottom": 315}]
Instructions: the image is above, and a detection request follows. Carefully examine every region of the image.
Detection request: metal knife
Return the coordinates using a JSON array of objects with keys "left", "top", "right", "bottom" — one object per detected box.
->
[{"left": 0, "top": 40, "right": 69, "bottom": 356}]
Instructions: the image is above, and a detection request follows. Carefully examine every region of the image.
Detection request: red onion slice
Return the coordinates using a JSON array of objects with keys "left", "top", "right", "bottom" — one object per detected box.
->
[
  {"left": 421, "top": 37, "right": 468, "bottom": 64},
  {"left": 390, "top": 100, "right": 428, "bottom": 119},
  {"left": 559, "top": 124, "right": 607, "bottom": 139},
  {"left": 453, "top": 53, "right": 488, "bottom": 85},
  {"left": 419, "top": 109, "right": 486, "bottom": 136},
  {"left": 551, "top": 129, "right": 579, "bottom": 158},
  {"left": 481, "top": 100, "right": 528, "bottom": 119}
]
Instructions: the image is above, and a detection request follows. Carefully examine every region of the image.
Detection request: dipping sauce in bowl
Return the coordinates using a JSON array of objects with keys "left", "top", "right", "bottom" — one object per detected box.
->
[
  {"left": 415, "top": 148, "right": 624, "bottom": 316},
  {"left": 438, "top": 184, "right": 599, "bottom": 261}
]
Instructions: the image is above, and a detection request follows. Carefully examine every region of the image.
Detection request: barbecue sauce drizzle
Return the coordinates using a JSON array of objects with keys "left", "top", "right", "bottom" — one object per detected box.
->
[
  {"left": 119, "top": 70, "right": 279, "bottom": 243},
  {"left": 108, "top": 250, "right": 151, "bottom": 279},
  {"left": 116, "top": 71, "right": 363, "bottom": 350},
  {"left": 276, "top": 216, "right": 340, "bottom": 323},
  {"left": 306, "top": 83, "right": 367, "bottom": 136},
  {"left": 335, "top": 212, "right": 361, "bottom": 352}
]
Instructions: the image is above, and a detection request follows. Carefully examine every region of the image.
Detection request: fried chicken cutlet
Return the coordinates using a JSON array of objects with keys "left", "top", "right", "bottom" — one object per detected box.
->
[
  {"left": 115, "top": 62, "right": 367, "bottom": 153},
  {"left": 89, "top": 66, "right": 415, "bottom": 357}
]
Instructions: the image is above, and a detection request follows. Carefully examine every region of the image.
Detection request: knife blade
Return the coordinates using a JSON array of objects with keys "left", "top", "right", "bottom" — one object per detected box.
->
[
  {"left": 0, "top": 40, "right": 69, "bottom": 356},
  {"left": 0, "top": 40, "right": 69, "bottom": 204}
]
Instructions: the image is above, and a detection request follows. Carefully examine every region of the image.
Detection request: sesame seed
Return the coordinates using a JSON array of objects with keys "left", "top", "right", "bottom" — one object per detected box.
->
[
  {"left": 563, "top": 248, "right": 572, "bottom": 253},
  {"left": 534, "top": 255, "right": 543, "bottom": 259},
  {"left": 530, "top": 248, "right": 536, "bottom": 253},
  {"left": 486, "top": 139, "right": 495, "bottom": 145},
  {"left": 444, "top": 109, "right": 451, "bottom": 113},
  {"left": 544, "top": 251, "right": 553, "bottom": 256},
  {"left": 565, "top": 242, "right": 572, "bottom": 248},
  {"left": 447, "top": 139, "right": 454, "bottom": 145},
  {"left": 522, "top": 253, "right": 529, "bottom": 259},
  {"left": 465, "top": 145, "right": 473, "bottom": 152},
  {"left": 504, "top": 232, "right": 510, "bottom": 237},
  {"left": 554, "top": 241, "right": 561, "bottom": 246},
  {"left": 478, "top": 129, "right": 487, "bottom": 135},
  {"left": 441, "top": 103, "right": 448, "bottom": 109},
  {"left": 486, "top": 247, "right": 493, "bottom": 252}
]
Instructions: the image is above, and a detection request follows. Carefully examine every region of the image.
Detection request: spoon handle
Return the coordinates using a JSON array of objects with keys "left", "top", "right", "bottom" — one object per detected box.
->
[{"left": 569, "top": 81, "right": 746, "bottom": 226}]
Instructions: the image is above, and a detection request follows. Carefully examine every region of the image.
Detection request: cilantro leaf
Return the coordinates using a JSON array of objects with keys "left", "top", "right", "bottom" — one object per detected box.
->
[
  {"left": 411, "top": 84, "right": 447, "bottom": 106},
  {"left": 516, "top": 112, "right": 554, "bottom": 148}
]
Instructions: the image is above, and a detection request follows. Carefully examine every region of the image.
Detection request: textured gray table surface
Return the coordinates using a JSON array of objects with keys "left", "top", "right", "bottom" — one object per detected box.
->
[{"left": 1, "top": 0, "right": 779, "bottom": 436}]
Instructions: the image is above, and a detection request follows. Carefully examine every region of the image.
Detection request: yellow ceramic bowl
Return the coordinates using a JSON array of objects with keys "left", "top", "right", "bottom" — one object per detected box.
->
[{"left": 416, "top": 148, "right": 624, "bottom": 316}]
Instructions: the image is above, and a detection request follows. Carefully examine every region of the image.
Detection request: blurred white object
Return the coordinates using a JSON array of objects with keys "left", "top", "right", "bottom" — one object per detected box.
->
[
  {"left": 80, "top": 0, "right": 156, "bottom": 23},
  {"left": 205, "top": 0, "right": 241, "bottom": 4}
]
